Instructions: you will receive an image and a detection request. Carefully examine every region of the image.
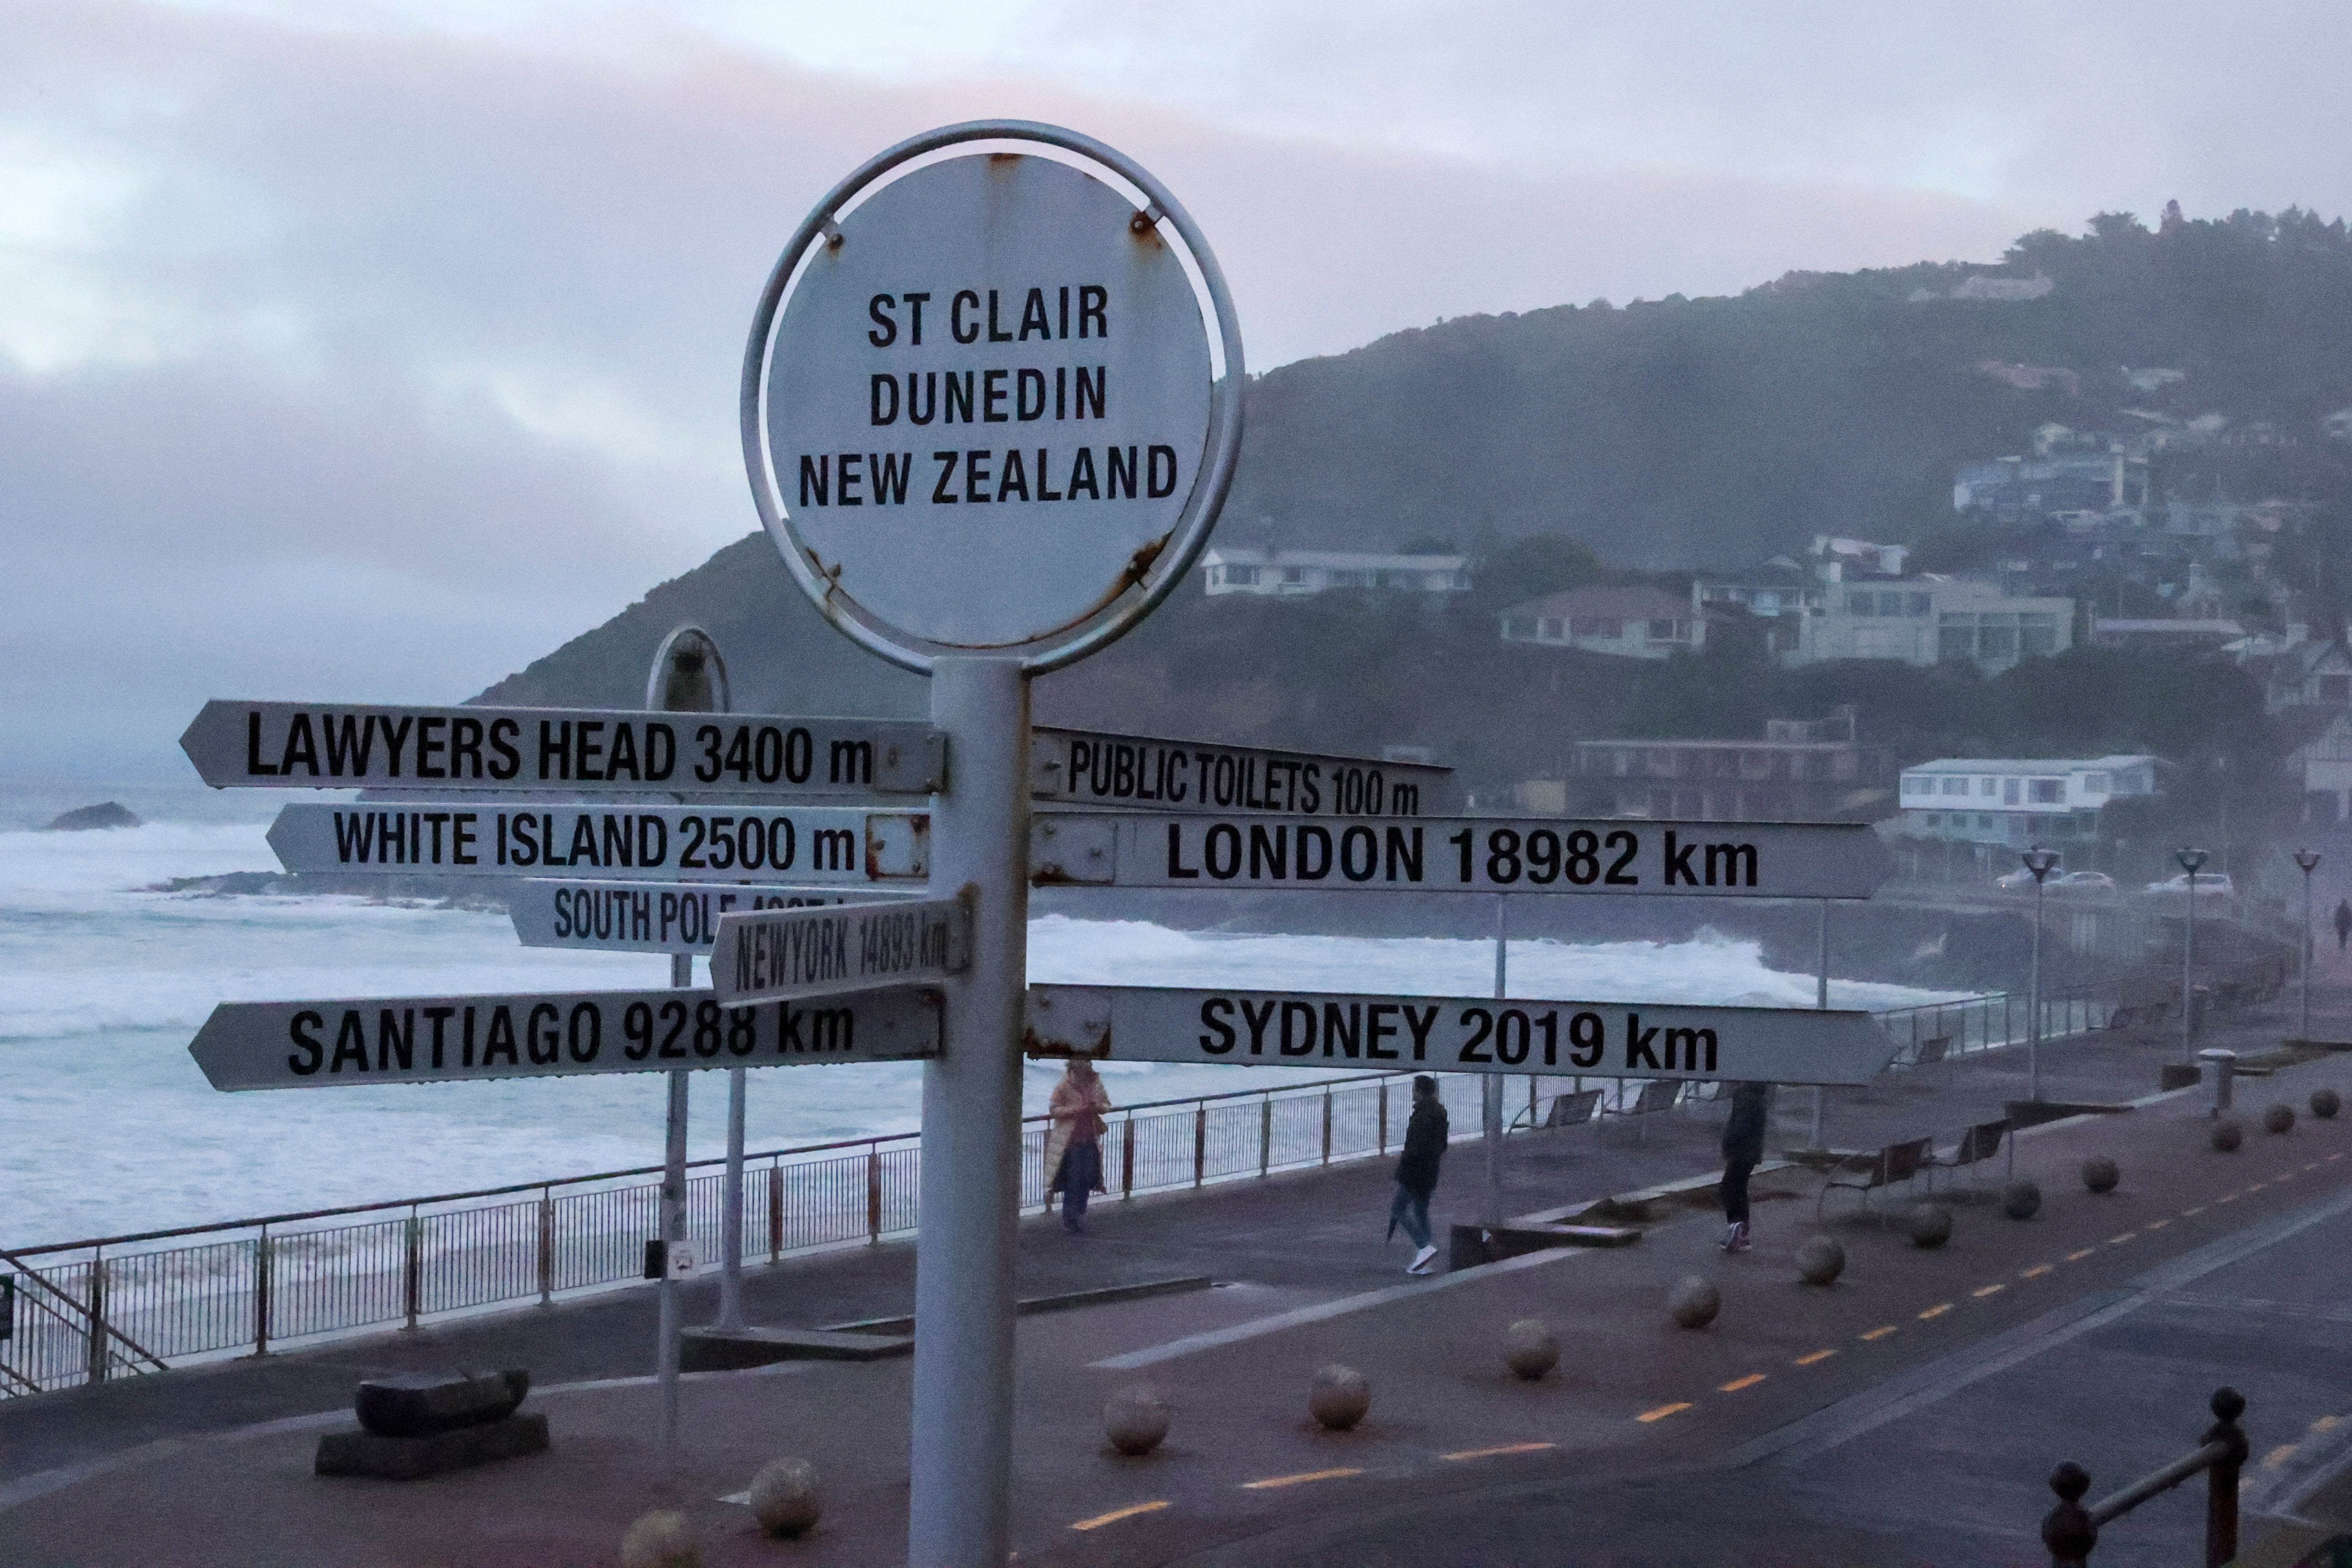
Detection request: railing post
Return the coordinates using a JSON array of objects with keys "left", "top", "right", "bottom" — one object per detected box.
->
[
  {"left": 2205, "top": 1387, "right": 2248, "bottom": 1568},
  {"left": 1258, "top": 1096, "right": 1272, "bottom": 1176},
  {"left": 253, "top": 1228, "right": 271, "bottom": 1356},
  {"left": 1321, "top": 1089, "right": 1333, "bottom": 1165},
  {"left": 402, "top": 1208, "right": 422, "bottom": 1330},
  {"left": 2042, "top": 1462, "right": 2095, "bottom": 1567},
  {"left": 866, "top": 1142, "right": 883, "bottom": 1244},
  {"left": 1120, "top": 1117, "right": 1135, "bottom": 1198},
  {"left": 1193, "top": 1104, "right": 1207, "bottom": 1188},
  {"left": 85, "top": 1252, "right": 108, "bottom": 1386},
  {"left": 1378, "top": 1080, "right": 1390, "bottom": 1153},
  {"left": 537, "top": 1188, "right": 555, "bottom": 1306},
  {"left": 768, "top": 1161, "right": 784, "bottom": 1263}
]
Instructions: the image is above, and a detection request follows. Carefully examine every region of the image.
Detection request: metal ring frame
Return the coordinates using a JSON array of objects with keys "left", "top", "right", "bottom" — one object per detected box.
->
[{"left": 739, "top": 120, "right": 1247, "bottom": 676}]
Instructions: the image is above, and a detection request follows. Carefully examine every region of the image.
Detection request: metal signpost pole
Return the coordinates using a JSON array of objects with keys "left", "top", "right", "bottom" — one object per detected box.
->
[
  {"left": 717, "top": 1065, "right": 748, "bottom": 1335},
  {"left": 1484, "top": 898, "right": 1505, "bottom": 1226},
  {"left": 2296, "top": 850, "right": 2322, "bottom": 1042},
  {"left": 1812, "top": 901, "right": 1829, "bottom": 1148},
  {"left": 659, "top": 953, "right": 690, "bottom": 1470},
  {"left": 2179, "top": 848, "right": 2207, "bottom": 1064},
  {"left": 908, "top": 658, "right": 1029, "bottom": 1568},
  {"left": 2023, "top": 846, "right": 2060, "bottom": 1103}
]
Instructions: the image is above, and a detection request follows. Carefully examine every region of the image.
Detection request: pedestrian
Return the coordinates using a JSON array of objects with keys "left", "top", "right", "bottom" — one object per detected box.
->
[
  {"left": 1045, "top": 1056, "right": 1112, "bottom": 1234},
  {"left": 2334, "top": 898, "right": 2350, "bottom": 952},
  {"left": 1387, "top": 1075, "right": 1448, "bottom": 1275},
  {"left": 1720, "top": 1081, "right": 1771, "bottom": 1253}
]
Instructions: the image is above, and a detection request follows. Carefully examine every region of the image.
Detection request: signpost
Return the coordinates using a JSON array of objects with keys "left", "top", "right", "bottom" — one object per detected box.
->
[
  {"left": 263, "top": 802, "right": 928, "bottom": 883},
  {"left": 1030, "top": 728, "right": 1449, "bottom": 817},
  {"left": 713, "top": 898, "right": 971, "bottom": 1007},
  {"left": 1030, "top": 813, "right": 1890, "bottom": 898},
  {"left": 180, "top": 700, "right": 941, "bottom": 796},
  {"left": 510, "top": 878, "right": 914, "bottom": 954},
  {"left": 742, "top": 119, "right": 1244, "bottom": 1568},
  {"left": 1022, "top": 985, "right": 1898, "bottom": 1085},
  {"left": 187, "top": 985, "right": 941, "bottom": 1090}
]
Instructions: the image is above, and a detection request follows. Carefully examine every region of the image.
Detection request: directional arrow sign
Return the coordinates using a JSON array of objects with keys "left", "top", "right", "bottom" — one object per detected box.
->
[
  {"left": 1023, "top": 985, "right": 1896, "bottom": 1086},
  {"left": 266, "top": 803, "right": 928, "bottom": 884},
  {"left": 182, "top": 701, "right": 943, "bottom": 796},
  {"left": 712, "top": 898, "right": 971, "bottom": 1007},
  {"left": 189, "top": 987, "right": 941, "bottom": 1090},
  {"left": 1029, "top": 729, "right": 1450, "bottom": 818},
  {"left": 1029, "top": 815, "right": 1890, "bottom": 900},
  {"left": 512, "top": 879, "right": 924, "bottom": 954}
]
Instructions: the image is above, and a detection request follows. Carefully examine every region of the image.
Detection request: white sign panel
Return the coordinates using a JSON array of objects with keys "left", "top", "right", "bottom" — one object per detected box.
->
[
  {"left": 744, "top": 122, "right": 1245, "bottom": 672},
  {"left": 1030, "top": 728, "right": 1449, "bottom": 817},
  {"left": 189, "top": 987, "right": 942, "bottom": 1090},
  {"left": 181, "top": 701, "right": 941, "bottom": 795},
  {"left": 266, "top": 803, "right": 928, "bottom": 883},
  {"left": 1029, "top": 815, "right": 1890, "bottom": 900},
  {"left": 1024, "top": 985, "right": 1895, "bottom": 1086},
  {"left": 511, "top": 879, "right": 922, "bottom": 954},
  {"left": 713, "top": 898, "right": 971, "bottom": 1006}
]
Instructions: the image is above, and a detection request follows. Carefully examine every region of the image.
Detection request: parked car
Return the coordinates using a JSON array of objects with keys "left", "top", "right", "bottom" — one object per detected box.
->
[
  {"left": 2144, "top": 871, "right": 2234, "bottom": 899},
  {"left": 1994, "top": 866, "right": 2048, "bottom": 891},
  {"left": 2052, "top": 871, "right": 2116, "bottom": 895}
]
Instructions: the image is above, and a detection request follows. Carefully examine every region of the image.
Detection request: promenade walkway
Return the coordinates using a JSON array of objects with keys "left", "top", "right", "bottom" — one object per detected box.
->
[{"left": 6, "top": 963, "right": 2351, "bottom": 1565}]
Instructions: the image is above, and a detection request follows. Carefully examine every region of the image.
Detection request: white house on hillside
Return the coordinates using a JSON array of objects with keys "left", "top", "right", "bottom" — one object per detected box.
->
[
  {"left": 1787, "top": 576, "right": 2074, "bottom": 673},
  {"left": 1895, "top": 756, "right": 2158, "bottom": 848},
  {"left": 1202, "top": 549, "right": 1469, "bottom": 599},
  {"left": 1499, "top": 586, "right": 1704, "bottom": 660}
]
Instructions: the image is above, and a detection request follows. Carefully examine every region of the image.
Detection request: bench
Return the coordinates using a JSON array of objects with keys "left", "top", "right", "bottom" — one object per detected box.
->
[
  {"left": 1924, "top": 1118, "right": 2008, "bottom": 1192},
  {"left": 1815, "top": 1136, "right": 1932, "bottom": 1221},
  {"left": 1510, "top": 1087, "right": 1603, "bottom": 1133},
  {"left": 1606, "top": 1080, "right": 1680, "bottom": 1118}
]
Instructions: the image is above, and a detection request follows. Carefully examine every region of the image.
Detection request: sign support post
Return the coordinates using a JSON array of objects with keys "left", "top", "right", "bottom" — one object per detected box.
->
[
  {"left": 1483, "top": 898, "right": 1505, "bottom": 1225},
  {"left": 658, "top": 952, "right": 690, "bottom": 1470},
  {"left": 1813, "top": 901, "right": 1830, "bottom": 1147},
  {"left": 908, "top": 657, "right": 1030, "bottom": 1568}
]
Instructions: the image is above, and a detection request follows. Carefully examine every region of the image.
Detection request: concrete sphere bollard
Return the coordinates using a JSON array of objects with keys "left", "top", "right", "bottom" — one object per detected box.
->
[
  {"left": 619, "top": 1511, "right": 699, "bottom": 1568},
  {"left": 2313, "top": 1088, "right": 2342, "bottom": 1120},
  {"left": 2002, "top": 1180, "right": 2042, "bottom": 1220},
  {"left": 2081, "top": 1156, "right": 2120, "bottom": 1194},
  {"left": 1104, "top": 1385, "right": 1172, "bottom": 1456},
  {"left": 2265, "top": 1102, "right": 2296, "bottom": 1135},
  {"left": 748, "top": 1458, "right": 822, "bottom": 1539},
  {"left": 1308, "top": 1365, "right": 1371, "bottom": 1431},
  {"left": 2212, "top": 1118, "right": 2244, "bottom": 1152},
  {"left": 1795, "top": 1235, "right": 1845, "bottom": 1286},
  {"left": 1503, "top": 1319, "right": 1560, "bottom": 1381},
  {"left": 1667, "top": 1275, "right": 1721, "bottom": 1329},
  {"left": 1905, "top": 1203, "right": 1953, "bottom": 1248}
]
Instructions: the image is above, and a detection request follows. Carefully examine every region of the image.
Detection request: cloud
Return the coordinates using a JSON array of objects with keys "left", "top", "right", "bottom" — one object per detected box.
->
[{"left": 2, "top": 0, "right": 2343, "bottom": 775}]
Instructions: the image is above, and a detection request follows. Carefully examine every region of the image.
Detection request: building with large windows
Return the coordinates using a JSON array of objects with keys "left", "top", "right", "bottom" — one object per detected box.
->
[
  {"left": 1202, "top": 549, "right": 1469, "bottom": 599},
  {"left": 1498, "top": 586, "right": 1704, "bottom": 660},
  {"left": 1786, "top": 576, "right": 2075, "bottom": 673},
  {"left": 1894, "top": 756, "right": 2159, "bottom": 849}
]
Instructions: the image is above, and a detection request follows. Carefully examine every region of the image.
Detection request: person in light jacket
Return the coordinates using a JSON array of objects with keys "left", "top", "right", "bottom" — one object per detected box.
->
[
  {"left": 1045, "top": 1056, "right": 1113, "bottom": 1234},
  {"left": 1388, "top": 1075, "right": 1448, "bottom": 1274},
  {"left": 1720, "top": 1081, "right": 1771, "bottom": 1252}
]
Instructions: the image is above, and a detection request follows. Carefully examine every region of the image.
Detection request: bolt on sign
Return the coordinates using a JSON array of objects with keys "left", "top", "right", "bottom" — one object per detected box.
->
[
  {"left": 188, "top": 987, "right": 942, "bottom": 1091},
  {"left": 1023, "top": 986, "right": 1897, "bottom": 1086},
  {"left": 712, "top": 898, "right": 972, "bottom": 1007},
  {"left": 1028, "top": 814, "right": 1890, "bottom": 898},
  {"left": 180, "top": 701, "right": 941, "bottom": 796},
  {"left": 263, "top": 802, "right": 929, "bottom": 883},
  {"left": 510, "top": 879, "right": 920, "bottom": 955}
]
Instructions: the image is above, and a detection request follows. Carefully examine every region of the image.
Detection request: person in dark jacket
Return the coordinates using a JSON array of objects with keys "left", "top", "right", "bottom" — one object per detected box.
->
[
  {"left": 1388, "top": 1076, "right": 1448, "bottom": 1274},
  {"left": 1719, "top": 1082, "right": 1771, "bottom": 1252},
  {"left": 2335, "top": 899, "right": 2351, "bottom": 953}
]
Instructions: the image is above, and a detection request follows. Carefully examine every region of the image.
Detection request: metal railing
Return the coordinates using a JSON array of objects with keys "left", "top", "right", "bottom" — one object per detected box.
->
[
  {"left": 1875, "top": 988, "right": 2117, "bottom": 1065},
  {"left": 3, "top": 985, "right": 2126, "bottom": 1398},
  {"left": 2040, "top": 1387, "right": 2248, "bottom": 1567}
]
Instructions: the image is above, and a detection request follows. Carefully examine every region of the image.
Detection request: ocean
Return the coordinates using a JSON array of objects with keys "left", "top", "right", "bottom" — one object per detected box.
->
[{"left": 0, "top": 777, "right": 1957, "bottom": 1249}]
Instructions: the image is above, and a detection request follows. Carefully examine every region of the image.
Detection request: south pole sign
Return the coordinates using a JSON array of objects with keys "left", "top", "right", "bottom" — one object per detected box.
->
[
  {"left": 1023, "top": 985, "right": 1897, "bottom": 1086},
  {"left": 511, "top": 878, "right": 919, "bottom": 955}
]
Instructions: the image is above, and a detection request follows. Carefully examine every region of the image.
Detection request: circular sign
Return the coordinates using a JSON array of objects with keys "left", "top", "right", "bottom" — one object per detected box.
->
[{"left": 742, "top": 122, "right": 1244, "bottom": 673}]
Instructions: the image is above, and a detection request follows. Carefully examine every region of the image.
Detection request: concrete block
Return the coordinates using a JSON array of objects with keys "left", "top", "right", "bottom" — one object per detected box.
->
[{"left": 316, "top": 1412, "right": 548, "bottom": 1480}]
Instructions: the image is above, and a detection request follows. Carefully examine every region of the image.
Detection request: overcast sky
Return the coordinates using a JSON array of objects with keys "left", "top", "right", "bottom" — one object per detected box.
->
[{"left": 7, "top": 0, "right": 2352, "bottom": 779}]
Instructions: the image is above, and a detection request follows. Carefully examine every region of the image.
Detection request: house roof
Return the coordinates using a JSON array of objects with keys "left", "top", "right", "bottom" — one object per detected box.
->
[
  {"left": 1501, "top": 586, "right": 1691, "bottom": 621},
  {"left": 1204, "top": 548, "right": 1464, "bottom": 570},
  {"left": 1903, "top": 756, "right": 2156, "bottom": 775}
]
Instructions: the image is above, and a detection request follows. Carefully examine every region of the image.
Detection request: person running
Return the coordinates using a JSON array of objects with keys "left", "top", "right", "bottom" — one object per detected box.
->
[
  {"left": 1388, "top": 1075, "right": 1449, "bottom": 1274},
  {"left": 1045, "top": 1057, "right": 1112, "bottom": 1234},
  {"left": 1720, "top": 1081, "right": 1771, "bottom": 1253},
  {"left": 2335, "top": 898, "right": 2350, "bottom": 953}
]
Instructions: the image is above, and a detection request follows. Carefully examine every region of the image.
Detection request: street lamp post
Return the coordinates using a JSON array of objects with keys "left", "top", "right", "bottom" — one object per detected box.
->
[
  {"left": 2295, "top": 849, "right": 2323, "bottom": 1043},
  {"left": 2178, "top": 847, "right": 2209, "bottom": 1063},
  {"left": 2022, "top": 845, "right": 2061, "bottom": 1103}
]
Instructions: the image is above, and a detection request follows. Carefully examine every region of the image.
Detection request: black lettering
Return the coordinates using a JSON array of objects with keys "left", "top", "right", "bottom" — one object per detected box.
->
[
  {"left": 1107, "top": 445, "right": 1137, "bottom": 498},
  {"left": 1075, "top": 366, "right": 1105, "bottom": 419},
  {"left": 944, "top": 370, "right": 973, "bottom": 422},
  {"left": 870, "top": 452, "right": 911, "bottom": 505},
  {"left": 1279, "top": 1000, "right": 1316, "bottom": 1056},
  {"left": 288, "top": 1011, "right": 323, "bottom": 1074},
  {"left": 489, "top": 719, "right": 520, "bottom": 780},
  {"left": 1016, "top": 367, "right": 1046, "bottom": 420},
  {"left": 1035, "top": 448, "right": 1063, "bottom": 501},
  {"left": 1663, "top": 831, "right": 1696, "bottom": 887},
  {"left": 982, "top": 368, "right": 1008, "bottom": 422},
  {"left": 996, "top": 447, "right": 1029, "bottom": 501},
  {"left": 1403, "top": 1004, "right": 1439, "bottom": 1061},
  {"left": 329, "top": 1011, "right": 369, "bottom": 1073},
  {"left": 1625, "top": 1013, "right": 1661, "bottom": 1071},
  {"left": 1321, "top": 1002, "right": 1360, "bottom": 1058},
  {"left": 838, "top": 451, "right": 863, "bottom": 505},
  {"left": 1704, "top": 842, "right": 1759, "bottom": 888},
  {"left": 986, "top": 288, "right": 1013, "bottom": 342},
  {"left": 798, "top": 453, "right": 829, "bottom": 507},
  {"left": 1067, "top": 446, "right": 1099, "bottom": 499},
  {"left": 904, "top": 291, "right": 929, "bottom": 344},
  {"left": 1165, "top": 823, "right": 1199, "bottom": 879},
  {"left": 867, "top": 292, "right": 897, "bottom": 347},
  {"left": 377, "top": 1009, "right": 415, "bottom": 1071},
  {"left": 932, "top": 450, "right": 959, "bottom": 503},
  {"left": 1147, "top": 444, "right": 1177, "bottom": 498},
  {"left": 1079, "top": 284, "right": 1106, "bottom": 339},
  {"left": 1018, "top": 286, "right": 1051, "bottom": 340},
  {"left": 870, "top": 373, "right": 900, "bottom": 424},
  {"left": 1199, "top": 997, "right": 1236, "bottom": 1054},
  {"left": 951, "top": 289, "right": 980, "bottom": 344},
  {"left": 907, "top": 371, "right": 936, "bottom": 424},
  {"left": 278, "top": 712, "right": 318, "bottom": 776},
  {"left": 246, "top": 711, "right": 280, "bottom": 775},
  {"left": 1241, "top": 998, "right": 1277, "bottom": 1055},
  {"left": 965, "top": 449, "right": 992, "bottom": 502}
]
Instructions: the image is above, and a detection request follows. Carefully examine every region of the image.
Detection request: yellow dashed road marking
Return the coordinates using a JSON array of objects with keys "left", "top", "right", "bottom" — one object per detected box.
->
[
  {"left": 2247, "top": 1182, "right": 2270, "bottom": 1192},
  {"left": 1637, "top": 1402, "right": 1693, "bottom": 1423},
  {"left": 2023, "top": 1264, "right": 2054, "bottom": 1279},
  {"left": 1719, "top": 1373, "right": 1767, "bottom": 1393},
  {"left": 2316, "top": 1416, "right": 2343, "bottom": 1435},
  {"left": 1861, "top": 1326, "right": 1898, "bottom": 1341},
  {"left": 1443, "top": 1442, "right": 1554, "bottom": 1461},
  {"left": 1072, "top": 1501, "right": 1172, "bottom": 1531},
  {"left": 2217, "top": 1194, "right": 2240, "bottom": 1205},
  {"left": 2266, "top": 1444, "right": 2300, "bottom": 1471},
  {"left": 2331, "top": 1154, "right": 2345, "bottom": 1161},
  {"left": 1919, "top": 1303, "right": 1952, "bottom": 1320},
  {"left": 2277, "top": 1173, "right": 2297, "bottom": 1183},
  {"left": 2148, "top": 1218, "right": 2171, "bottom": 1230},
  {"left": 2306, "top": 1162, "right": 2323, "bottom": 1173},
  {"left": 2068, "top": 1248, "right": 2098, "bottom": 1261},
  {"left": 2184, "top": 1206, "right": 2207, "bottom": 1216},
  {"left": 1243, "top": 1469, "right": 1361, "bottom": 1491},
  {"left": 2110, "top": 1233, "right": 2138, "bottom": 1245},
  {"left": 1795, "top": 1349, "right": 1838, "bottom": 1366}
]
